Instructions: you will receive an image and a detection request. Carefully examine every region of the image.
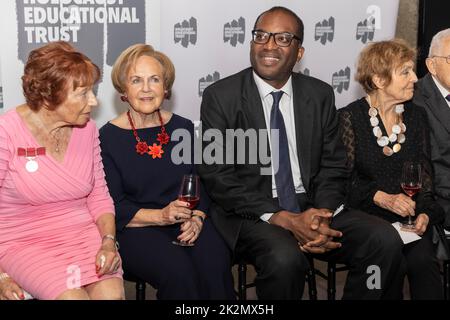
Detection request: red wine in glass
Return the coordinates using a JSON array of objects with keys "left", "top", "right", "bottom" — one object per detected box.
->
[
  {"left": 401, "top": 184, "right": 421, "bottom": 197},
  {"left": 173, "top": 174, "right": 200, "bottom": 246},
  {"left": 178, "top": 195, "right": 200, "bottom": 210},
  {"left": 400, "top": 162, "right": 422, "bottom": 231}
]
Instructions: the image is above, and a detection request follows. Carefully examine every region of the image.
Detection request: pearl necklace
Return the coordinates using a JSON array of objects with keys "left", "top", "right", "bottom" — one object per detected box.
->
[{"left": 367, "top": 95, "right": 406, "bottom": 156}]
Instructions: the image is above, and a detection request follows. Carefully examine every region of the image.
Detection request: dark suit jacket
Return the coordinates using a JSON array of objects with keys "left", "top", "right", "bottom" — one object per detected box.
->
[
  {"left": 198, "top": 67, "right": 349, "bottom": 249},
  {"left": 413, "top": 73, "right": 450, "bottom": 228}
]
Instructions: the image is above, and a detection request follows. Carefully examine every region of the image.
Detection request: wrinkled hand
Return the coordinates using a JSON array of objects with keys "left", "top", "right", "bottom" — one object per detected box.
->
[
  {"left": 270, "top": 208, "right": 342, "bottom": 254},
  {"left": 375, "top": 192, "right": 415, "bottom": 217},
  {"left": 0, "top": 277, "right": 25, "bottom": 300},
  {"left": 413, "top": 213, "right": 429, "bottom": 236},
  {"left": 177, "top": 213, "right": 204, "bottom": 245},
  {"left": 160, "top": 200, "right": 193, "bottom": 225},
  {"left": 96, "top": 240, "right": 121, "bottom": 276}
]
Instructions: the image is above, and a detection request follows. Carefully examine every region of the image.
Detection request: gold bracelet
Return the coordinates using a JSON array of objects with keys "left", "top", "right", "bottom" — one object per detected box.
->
[
  {"left": 102, "top": 234, "right": 120, "bottom": 250},
  {"left": 102, "top": 234, "right": 116, "bottom": 243},
  {"left": 192, "top": 213, "right": 206, "bottom": 222}
]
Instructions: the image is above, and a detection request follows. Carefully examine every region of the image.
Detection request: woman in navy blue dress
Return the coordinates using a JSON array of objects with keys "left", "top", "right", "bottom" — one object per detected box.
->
[{"left": 99, "top": 44, "right": 234, "bottom": 300}]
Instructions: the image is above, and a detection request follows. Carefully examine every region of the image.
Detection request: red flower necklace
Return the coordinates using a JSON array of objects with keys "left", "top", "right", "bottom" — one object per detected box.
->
[{"left": 126, "top": 110, "right": 170, "bottom": 159}]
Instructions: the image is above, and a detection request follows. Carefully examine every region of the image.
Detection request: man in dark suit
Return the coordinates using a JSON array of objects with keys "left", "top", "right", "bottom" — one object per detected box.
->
[
  {"left": 198, "top": 6, "right": 405, "bottom": 299},
  {"left": 413, "top": 28, "right": 450, "bottom": 230}
]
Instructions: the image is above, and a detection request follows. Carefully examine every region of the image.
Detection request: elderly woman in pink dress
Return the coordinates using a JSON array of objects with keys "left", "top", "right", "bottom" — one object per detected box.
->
[{"left": 0, "top": 41, "right": 124, "bottom": 300}]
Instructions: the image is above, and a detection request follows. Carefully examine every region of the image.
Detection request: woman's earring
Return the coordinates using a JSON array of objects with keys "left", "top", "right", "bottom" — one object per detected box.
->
[{"left": 120, "top": 95, "right": 128, "bottom": 102}]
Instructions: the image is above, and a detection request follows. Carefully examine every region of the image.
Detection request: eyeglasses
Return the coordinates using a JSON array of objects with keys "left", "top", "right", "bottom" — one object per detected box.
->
[
  {"left": 251, "top": 30, "right": 301, "bottom": 47},
  {"left": 433, "top": 55, "right": 450, "bottom": 64}
]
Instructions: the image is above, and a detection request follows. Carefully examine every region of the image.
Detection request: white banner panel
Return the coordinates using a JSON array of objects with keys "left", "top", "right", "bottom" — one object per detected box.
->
[
  {"left": 0, "top": 0, "right": 399, "bottom": 125},
  {"left": 298, "top": 0, "right": 399, "bottom": 110},
  {"left": 161, "top": 0, "right": 399, "bottom": 120},
  {"left": 0, "top": 0, "right": 160, "bottom": 124}
]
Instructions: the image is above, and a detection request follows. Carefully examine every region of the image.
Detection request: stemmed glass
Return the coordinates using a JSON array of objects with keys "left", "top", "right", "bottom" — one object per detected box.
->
[
  {"left": 172, "top": 174, "right": 200, "bottom": 246},
  {"left": 400, "top": 162, "right": 422, "bottom": 231}
]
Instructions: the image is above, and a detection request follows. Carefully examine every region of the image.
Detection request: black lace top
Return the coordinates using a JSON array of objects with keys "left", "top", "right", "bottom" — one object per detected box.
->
[{"left": 338, "top": 97, "right": 444, "bottom": 225}]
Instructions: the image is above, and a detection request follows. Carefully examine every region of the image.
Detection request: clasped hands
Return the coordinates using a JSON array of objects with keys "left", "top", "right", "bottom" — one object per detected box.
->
[
  {"left": 161, "top": 200, "right": 205, "bottom": 244},
  {"left": 270, "top": 208, "right": 343, "bottom": 254}
]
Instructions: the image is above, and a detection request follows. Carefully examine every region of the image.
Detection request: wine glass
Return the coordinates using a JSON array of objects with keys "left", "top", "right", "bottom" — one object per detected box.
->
[
  {"left": 400, "top": 162, "right": 422, "bottom": 231},
  {"left": 172, "top": 174, "right": 200, "bottom": 246}
]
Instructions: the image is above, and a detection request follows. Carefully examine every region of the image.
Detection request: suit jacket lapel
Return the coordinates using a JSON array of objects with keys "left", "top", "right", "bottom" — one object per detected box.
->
[
  {"left": 242, "top": 69, "right": 267, "bottom": 132},
  {"left": 422, "top": 74, "right": 450, "bottom": 134},
  {"left": 242, "top": 69, "right": 273, "bottom": 195},
  {"left": 241, "top": 70, "right": 313, "bottom": 194},
  {"left": 292, "top": 73, "right": 312, "bottom": 190}
]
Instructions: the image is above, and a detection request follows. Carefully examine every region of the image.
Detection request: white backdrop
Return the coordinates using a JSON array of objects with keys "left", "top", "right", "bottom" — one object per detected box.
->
[{"left": 0, "top": 0, "right": 399, "bottom": 126}]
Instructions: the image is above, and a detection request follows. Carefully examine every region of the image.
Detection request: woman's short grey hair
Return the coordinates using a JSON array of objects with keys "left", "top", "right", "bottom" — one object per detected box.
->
[{"left": 428, "top": 28, "right": 450, "bottom": 57}]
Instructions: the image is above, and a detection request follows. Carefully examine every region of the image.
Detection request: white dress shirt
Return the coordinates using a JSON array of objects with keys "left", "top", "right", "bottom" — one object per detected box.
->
[
  {"left": 252, "top": 72, "right": 306, "bottom": 222},
  {"left": 432, "top": 75, "right": 450, "bottom": 108}
]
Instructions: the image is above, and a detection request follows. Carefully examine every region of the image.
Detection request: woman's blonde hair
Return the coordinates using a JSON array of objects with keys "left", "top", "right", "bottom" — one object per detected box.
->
[{"left": 111, "top": 44, "right": 175, "bottom": 98}]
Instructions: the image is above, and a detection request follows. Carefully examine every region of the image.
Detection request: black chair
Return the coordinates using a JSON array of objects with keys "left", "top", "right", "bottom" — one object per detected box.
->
[
  {"left": 123, "top": 272, "right": 146, "bottom": 301},
  {"left": 444, "top": 234, "right": 450, "bottom": 300},
  {"left": 236, "top": 256, "right": 318, "bottom": 300},
  {"left": 309, "top": 259, "right": 349, "bottom": 300},
  {"left": 312, "top": 239, "right": 450, "bottom": 300},
  {"left": 444, "top": 259, "right": 450, "bottom": 300},
  {"left": 237, "top": 262, "right": 251, "bottom": 300}
]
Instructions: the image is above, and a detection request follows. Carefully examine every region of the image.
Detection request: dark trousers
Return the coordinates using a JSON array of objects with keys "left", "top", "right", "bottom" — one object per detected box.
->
[
  {"left": 403, "top": 229, "right": 443, "bottom": 300},
  {"left": 235, "top": 208, "right": 406, "bottom": 300},
  {"left": 118, "top": 219, "right": 235, "bottom": 300}
]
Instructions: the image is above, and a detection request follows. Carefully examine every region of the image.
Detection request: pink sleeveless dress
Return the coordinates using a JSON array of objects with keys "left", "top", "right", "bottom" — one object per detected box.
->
[{"left": 0, "top": 110, "right": 122, "bottom": 300}]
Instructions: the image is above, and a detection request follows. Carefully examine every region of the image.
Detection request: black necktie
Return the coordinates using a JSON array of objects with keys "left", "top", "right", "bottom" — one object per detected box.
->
[
  {"left": 446, "top": 94, "right": 450, "bottom": 102},
  {"left": 270, "top": 91, "right": 300, "bottom": 213}
]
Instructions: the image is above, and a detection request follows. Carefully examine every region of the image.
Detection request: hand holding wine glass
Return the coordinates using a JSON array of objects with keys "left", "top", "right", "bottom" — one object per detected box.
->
[
  {"left": 177, "top": 174, "right": 200, "bottom": 210},
  {"left": 400, "top": 162, "right": 422, "bottom": 231},
  {"left": 172, "top": 174, "right": 200, "bottom": 246}
]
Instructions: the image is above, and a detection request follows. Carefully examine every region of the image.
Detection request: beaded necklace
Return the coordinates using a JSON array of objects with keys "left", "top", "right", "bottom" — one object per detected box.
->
[
  {"left": 126, "top": 110, "right": 170, "bottom": 159},
  {"left": 367, "top": 95, "right": 406, "bottom": 156}
]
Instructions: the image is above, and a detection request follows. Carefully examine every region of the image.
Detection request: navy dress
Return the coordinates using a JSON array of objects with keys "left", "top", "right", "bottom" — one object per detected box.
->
[{"left": 99, "top": 113, "right": 234, "bottom": 300}]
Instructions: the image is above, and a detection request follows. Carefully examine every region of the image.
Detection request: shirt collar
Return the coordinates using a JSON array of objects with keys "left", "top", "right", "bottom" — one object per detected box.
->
[
  {"left": 252, "top": 71, "right": 293, "bottom": 100},
  {"left": 431, "top": 75, "right": 450, "bottom": 99}
]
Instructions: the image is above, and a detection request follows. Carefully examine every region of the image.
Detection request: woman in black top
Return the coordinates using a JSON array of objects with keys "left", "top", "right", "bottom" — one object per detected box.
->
[
  {"left": 339, "top": 39, "right": 444, "bottom": 299},
  {"left": 99, "top": 44, "right": 234, "bottom": 300}
]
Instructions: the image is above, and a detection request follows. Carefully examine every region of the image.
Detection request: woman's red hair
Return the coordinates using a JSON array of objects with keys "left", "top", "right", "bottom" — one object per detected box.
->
[{"left": 22, "top": 41, "right": 100, "bottom": 111}]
